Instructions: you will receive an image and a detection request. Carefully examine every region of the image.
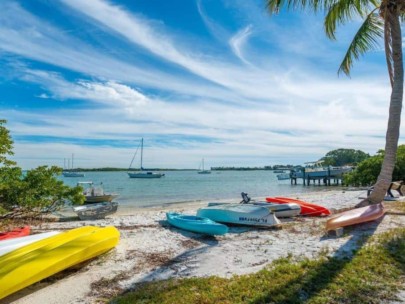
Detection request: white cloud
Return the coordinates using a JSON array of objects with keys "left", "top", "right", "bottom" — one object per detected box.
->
[
  {"left": 229, "top": 25, "right": 254, "bottom": 65},
  {"left": 0, "top": 0, "right": 398, "bottom": 169},
  {"left": 0, "top": 2, "right": 237, "bottom": 102},
  {"left": 196, "top": 0, "right": 229, "bottom": 42},
  {"left": 21, "top": 69, "right": 148, "bottom": 109}
]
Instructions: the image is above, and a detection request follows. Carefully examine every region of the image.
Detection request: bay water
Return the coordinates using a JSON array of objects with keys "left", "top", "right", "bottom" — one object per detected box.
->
[{"left": 61, "top": 170, "right": 338, "bottom": 208}]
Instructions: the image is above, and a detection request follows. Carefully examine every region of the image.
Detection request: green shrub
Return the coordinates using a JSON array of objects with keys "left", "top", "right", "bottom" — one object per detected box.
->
[{"left": 344, "top": 145, "right": 405, "bottom": 186}]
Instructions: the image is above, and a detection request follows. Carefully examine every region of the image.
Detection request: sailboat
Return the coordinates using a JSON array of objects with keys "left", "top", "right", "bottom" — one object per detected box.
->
[
  {"left": 198, "top": 158, "right": 211, "bottom": 174},
  {"left": 127, "top": 138, "right": 165, "bottom": 178},
  {"left": 62, "top": 154, "right": 85, "bottom": 177}
]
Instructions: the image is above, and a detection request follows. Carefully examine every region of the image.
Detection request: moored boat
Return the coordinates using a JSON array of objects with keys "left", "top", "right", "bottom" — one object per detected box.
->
[
  {"left": 0, "top": 226, "right": 31, "bottom": 241},
  {"left": 197, "top": 158, "right": 211, "bottom": 174},
  {"left": 276, "top": 173, "right": 290, "bottom": 180},
  {"left": 197, "top": 204, "right": 281, "bottom": 227},
  {"left": 166, "top": 212, "right": 228, "bottom": 235},
  {"left": 62, "top": 171, "right": 85, "bottom": 177},
  {"left": 62, "top": 154, "right": 85, "bottom": 177},
  {"left": 128, "top": 138, "right": 165, "bottom": 178},
  {"left": 326, "top": 203, "right": 384, "bottom": 231},
  {"left": 0, "top": 226, "right": 119, "bottom": 300},
  {"left": 78, "top": 181, "right": 119, "bottom": 203}
]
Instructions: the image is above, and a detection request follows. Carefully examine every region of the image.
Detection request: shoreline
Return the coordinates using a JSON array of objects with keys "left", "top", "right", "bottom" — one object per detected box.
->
[{"left": 4, "top": 188, "right": 404, "bottom": 304}]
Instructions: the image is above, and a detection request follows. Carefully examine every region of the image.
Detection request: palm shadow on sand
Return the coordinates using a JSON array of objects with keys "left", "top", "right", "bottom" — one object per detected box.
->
[
  {"left": 116, "top": 211, "right": 405, "bottom": 303},
  {"left": 249, "top": 216, "right": 389, "bottom": 304}
]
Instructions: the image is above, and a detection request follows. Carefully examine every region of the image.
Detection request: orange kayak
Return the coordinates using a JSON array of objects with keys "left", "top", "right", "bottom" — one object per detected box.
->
[
  {"left": 266, "top": 197, "right": 331, "bottom": 216},
  {"left": 0, "top": 226, "right": 31, "bottom": 241},
  {"left": 326, "top": 203, "right": 384, "bottom": 231},
  {"left": 265, "top": 197, "right": 317, "bottom": 215}
]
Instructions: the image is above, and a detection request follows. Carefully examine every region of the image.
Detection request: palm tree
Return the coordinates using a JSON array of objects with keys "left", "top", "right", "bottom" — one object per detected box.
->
[{"left": 266, "top": 0, "right": 403, "bottom": 207}]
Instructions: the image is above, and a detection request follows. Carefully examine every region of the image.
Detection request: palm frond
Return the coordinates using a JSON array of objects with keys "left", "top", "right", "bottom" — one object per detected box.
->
[
  {"left": 325, "top": 1, "right": 379, "bottom": 39},
  {"left": 338, "top": 12, "right": 383, "bottom": 76},
  {"left": 266, "top": 0, "right": 333, "bottom": 14}
]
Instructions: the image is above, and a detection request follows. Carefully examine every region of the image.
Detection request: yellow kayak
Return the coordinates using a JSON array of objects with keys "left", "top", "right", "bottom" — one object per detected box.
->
[{"left": 0, "top": 226, "right": 119, "bottom": 300}]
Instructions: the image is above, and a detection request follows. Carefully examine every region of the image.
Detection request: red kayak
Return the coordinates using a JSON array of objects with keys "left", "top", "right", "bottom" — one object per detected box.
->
[
  {"left": 0, "top": 226, "right": 31, "bottom": 241},
  {"left": 266, "top": 197, "right": 331, "bottom": 216}
]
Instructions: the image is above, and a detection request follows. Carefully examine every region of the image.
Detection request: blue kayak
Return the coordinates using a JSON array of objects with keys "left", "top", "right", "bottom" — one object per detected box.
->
[{"left": 166, "top": 212, "right": 228, "bottom": 236}]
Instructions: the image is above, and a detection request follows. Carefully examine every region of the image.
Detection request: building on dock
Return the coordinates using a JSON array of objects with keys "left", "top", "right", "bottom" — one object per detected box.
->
[{"left": 289, "top": 161, "right": 353, "bottom": 186}]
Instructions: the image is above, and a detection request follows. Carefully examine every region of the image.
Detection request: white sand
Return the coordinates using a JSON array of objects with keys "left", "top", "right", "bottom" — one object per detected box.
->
[{"left": 3, "top": 189, "right": 405, "bottom": 304}]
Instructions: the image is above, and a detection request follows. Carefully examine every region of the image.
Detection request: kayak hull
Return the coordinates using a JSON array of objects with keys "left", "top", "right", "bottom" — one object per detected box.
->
[
  {"left": 0, "top": 231, "right": 60, "bottom": 257},
  {"left": 166, "top": 212, "right": 228, "bottom": 235},
  {"left": 266, "top": 197, "right": 331, "bottom": 216},
  {"left": 197, "top": 204, "right": 281, "bottom": 227},
  {"left": 208, "top": 202, "right": 301, "bottom": 218},
  {"left": 0, "top": 226, "right": 31, "bottom": 241},
  {"left": 326, "top": 203, "right": 384, "bottom": 231},
  {"left": 0, "top": 226, "right": 119, "bottom": 300}
]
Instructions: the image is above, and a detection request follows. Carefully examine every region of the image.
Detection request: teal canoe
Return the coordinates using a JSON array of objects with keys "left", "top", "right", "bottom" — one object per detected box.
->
[{"left": 166, "top": 212, "right": 228, "bottom": 236}]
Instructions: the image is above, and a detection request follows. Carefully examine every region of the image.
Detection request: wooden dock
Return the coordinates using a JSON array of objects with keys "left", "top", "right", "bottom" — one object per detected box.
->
[{"left": 289, "top": 167, "right": 352, "bottom": 186}]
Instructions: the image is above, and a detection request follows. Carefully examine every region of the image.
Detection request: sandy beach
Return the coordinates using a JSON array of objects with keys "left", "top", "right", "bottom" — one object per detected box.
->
[{"left": 2, "top": 188, "right": 405, "bottom": 304}]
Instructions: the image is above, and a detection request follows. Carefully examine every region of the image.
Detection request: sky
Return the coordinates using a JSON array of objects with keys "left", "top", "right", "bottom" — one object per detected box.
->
[{"left": 0, "top": 0, "right": 399, "bottom": 169}]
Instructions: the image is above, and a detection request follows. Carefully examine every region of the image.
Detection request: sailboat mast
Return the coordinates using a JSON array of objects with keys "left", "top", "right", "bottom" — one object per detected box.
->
[
  {"left": 140, "top": 138, "right": 144, "bottom": 170},
  {"left": 72, "top": 153, "right": 74, "bottom": 170},
  {"left": 202, "top": 158, "right": 204, "bottom": 171}
]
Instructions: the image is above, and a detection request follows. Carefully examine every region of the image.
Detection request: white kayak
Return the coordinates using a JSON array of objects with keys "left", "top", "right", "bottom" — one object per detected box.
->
[
  {"left": 208, "top": 202, "right": 301, "bottom": 218},
  {"left": 0, "top": 231, "right": 60, "bottom": 257},
  {"left": 197, "top": 204, "right": 281, "bottom": 227}
]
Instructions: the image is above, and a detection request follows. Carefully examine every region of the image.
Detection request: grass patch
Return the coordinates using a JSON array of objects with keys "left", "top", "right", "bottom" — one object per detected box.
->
[{"left": 112, "top": 228, "right": 405, "bottom": 304}]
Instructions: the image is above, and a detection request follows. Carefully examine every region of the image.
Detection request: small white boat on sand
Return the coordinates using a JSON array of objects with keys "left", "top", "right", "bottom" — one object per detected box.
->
[
  {"left": 197, "top": 204, "right": 281, "bottom": 228},
  {"left": 208, "top": 201, "right": 300, "bottom": 218},
  {"left": 208, "top": 192, "right": 300, "bottom": 218},
  {"left": 73, "top": 202, "right": 118, "bottom": 220}
]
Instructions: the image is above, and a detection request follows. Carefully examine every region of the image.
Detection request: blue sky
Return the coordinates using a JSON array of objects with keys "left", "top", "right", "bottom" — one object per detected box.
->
[{"left": 0, "top": 0, "right": 398, "bottom": 169}]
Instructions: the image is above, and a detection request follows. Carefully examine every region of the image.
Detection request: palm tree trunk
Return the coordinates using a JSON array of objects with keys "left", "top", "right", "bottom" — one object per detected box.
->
[{"left": 356, "top": 13, "right": 403, "bottom": 207}]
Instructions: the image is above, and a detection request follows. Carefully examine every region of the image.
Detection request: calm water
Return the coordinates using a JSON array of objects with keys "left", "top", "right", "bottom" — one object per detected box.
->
[{"left": 61, "top": 170, "right": 334, "bottom": 208}]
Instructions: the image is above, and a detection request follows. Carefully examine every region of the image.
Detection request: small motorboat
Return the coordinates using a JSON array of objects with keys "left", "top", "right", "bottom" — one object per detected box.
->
[
  {"left": 0, "top": 226, "right": 31, "bottom": 241},
  {"left": 78, "top": 181, "right": 119, "bottom": 203},
  {"left": 166, "top": 212, "right": 228, "bottom": 235},
  {"left": 276, "top": 173, "right": 290, "bottom": 180},
  {"left": 73, "top": 201, "right": 118, "bottom": 220},
  {"left": 211, "top": 192, "right": 299, "bottom": 218},
  {"left": 197, "top": 204, "right": 281, "bottom": 228}
]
